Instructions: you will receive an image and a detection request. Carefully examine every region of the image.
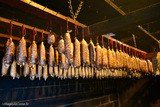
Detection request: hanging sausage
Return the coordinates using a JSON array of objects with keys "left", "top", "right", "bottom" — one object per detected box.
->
[
  {"left": 89, "top": 38, "right": 96, "bottom": 78},
  {"left": 48, "top": 30, "right": 56, "bottom": 45},
  {"left": 96, "top": 36, "right": 102, "bottom": 70},
  {"left": 81, "top": 37, "right": 89, "bottom": 78},
  {"left": 16, "top": 25, "right": 27, "bottom": 67},
  {"left": 23, "top": 46, "right": 31, "bottom": 77},
  {"left": 2, "top": 22, "right": 15, "bottom": 77},
  {"left": 37, "top": 31, "right": 47, "bottom": 80},
  {"left": 147, "top": 59, "right": 153, "bottom": 73},
  {"left": 48, "top": 44, "right": 55, "bottom": 77},
  {"left": 48, "top": 29, "right": 56, "bottom": 78},
  {"left": 29, "top": 28, "right": 37, "bottom": 80},
  {"left": 54, "top": 49, "right": 59, "bottom": 77},
  {"left": 89, "top": 38, "right": 96, "bottom": 67},
  {"left": 58, "top": 36, "right": 65, "bottom": 54},
  {"left": 64, "top": 32, "right": 73, "bottom": 65},
  {"left": 73, "top": 25, "right": 81, "bottom": 78},
  {"left": 101, "top": 36, "right": 108, "bottom": 70}
]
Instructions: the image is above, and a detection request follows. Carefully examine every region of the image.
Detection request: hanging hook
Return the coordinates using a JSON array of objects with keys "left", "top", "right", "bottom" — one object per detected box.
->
[
  {"left": 66, "top": 18, "right": 69, "bottom": 31},
  {"left": 9, "top": 21, "right": 13, "bottom": 38},
  {"left": 74, "top": 24, "right": 77, "bottom": 38},
  {"left": 101, "top": 35, "right": 104, "bottom": 46},
  {"left": 82, "top": 28, "right": 84, "bottom": 38},
  {"left": 111, "top": 40, "right": 114, "bottom": 49},
  {"left": 107, "top": 37, "right": 110, "bottom": 49},
  {"left": 33, "top": 27, "right": 37, "bottom": 41},
  {"left": 21, "top": 25, "right": 26, "bottom": 37},
  {"left": 122, "top": 44, "right": 124, "bottom": 52},
  {"left": 126, "top": 46, "right": 128, "bottom": 54},
  {"left": 96, "top": 36, "right": 99, "bottom": 44},
  {"left": 115, "top": 41, "right": 118, "bottom": 50},
  {"left": 87, "top": 26, "right": 90, "bottom": 35},
  {"left": 42, "top": 30, "right": 44, "bottom": 42}
]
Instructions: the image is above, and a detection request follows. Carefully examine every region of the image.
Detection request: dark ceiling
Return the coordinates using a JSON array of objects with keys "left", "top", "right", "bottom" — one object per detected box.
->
[
  {"left": 0, "top": 0, "right": 160, "bottom": 52},
  {"left": 32, "top": 0, "right": 160, "bottom": 52}
]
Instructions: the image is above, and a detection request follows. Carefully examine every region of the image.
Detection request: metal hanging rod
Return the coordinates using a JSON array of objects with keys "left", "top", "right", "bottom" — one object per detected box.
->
[
  {"left": 0, "top": 17, "right": 49, "bottom": 35},
  {"left": 102, "top": 35, "right": 147, "bottom": 54}
]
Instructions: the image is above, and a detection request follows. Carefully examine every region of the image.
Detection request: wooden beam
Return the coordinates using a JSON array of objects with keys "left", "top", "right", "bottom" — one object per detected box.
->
[
  {"left": 87, "top": 3, "right": 160, "bottom": 36},
  {"left": 104, "top": 0, "right": 126, "bottom": 16},
  {"left": 0, "top": 17, "right": 49, "bottom": 35},
  {"left": 0, "top": 0, "right": 86, "bottom": 28},
  {"left": 0, "top": 33, "right": 32, "bottom": 43},
  {"left": 138, "top": 25, "right": 160, "bottom": 43},
  {"left": 138, "top": 25, "right": 160, "bottom": 49},
  {"left": 103, "top": 35, "right": 147, "bottom": 54}
]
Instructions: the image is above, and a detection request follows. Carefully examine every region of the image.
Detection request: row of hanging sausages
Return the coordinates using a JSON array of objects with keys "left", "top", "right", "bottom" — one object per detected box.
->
[{"left": 1, "top": 24, "right": 154, "bottom": 80}]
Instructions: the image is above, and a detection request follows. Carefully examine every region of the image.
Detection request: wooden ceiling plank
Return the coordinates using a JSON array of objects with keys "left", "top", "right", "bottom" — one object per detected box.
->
[
  {"left": 87, "top": 3, "right": 160, "bottom": 36},
  {"left": 20, "top": 0, "right": 86, "bottom": 28},
  {"left": 138, "top": 25, "right": 160, "bottom": 48},
  {"left": 104, "top": 0, "right": 126, "bottom": 16},
  {"left": 105, "top": 0, "right": 160, "bottom": 49}
]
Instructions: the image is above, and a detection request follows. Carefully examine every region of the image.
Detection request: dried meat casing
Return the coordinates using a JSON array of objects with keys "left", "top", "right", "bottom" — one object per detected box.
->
[
  {"left": 127, "top": 55, "right": 132, "bottom": 70},
  {"left": 29, "top": 41, "right": 37, "bottom": 65},
  {"left": 126, "top": 54, "right": 130, "bottom": 70},
  {"left": 144, "top": 60, "right": 149, "bottom": 73},
  {"left": 81, "top": 39, "right": 88, "bottom": 66},
  {"left": 4, "top": 38, "right": 15, "bottom": 65},
  {"left": 64, "top": 32, "right": 73, "bottom": 64},
  {"left": 89, "top": 40, "right": 96, "bottom": 67},
  {"left": 59, "top": 53, "right": 69, "bottom": 69},
  {"left": 23, "top": 62, "right": 30, "bottom": 77},
  {"left": 37, "top": 65, "right": 42, "bottom": 80},
  {"left": 119, "top": 50, "right": 124, "bottom": 68},
  {"left": 55, "top": 49, "right": 59, "bottom": 66},
  {"left": 112, "top": 49, "right": 116, "bottom": 69},
  {"left": 16, "top": 37, "right": 27, "bottom": 66},
  {"left": 30, "top": 64, "right": 36, "bottom": 80},
  {"left": 38, "top": 42, "right": 46, "bottom": 67},
  {"left": 135, "top": 57, "right": 140, "bottom": 71},
  {"left": 86, "top": 44, "right": 90, "bottom": 66},
  {"left": 147, "top": 59, "right": 153, "bottom": 73},
  {"left": 70, "top": 42, "right": 74, "bottom": 65},
  {"left": 130, "top": 56, "right": 134, "bottom": 70},
  {"left": 102, "top": 47, "right": 108, "bottom": 69},
  {"left": 115, "top": 49, "right": 120, "bottom": 69},
  {"left": 108, "top": 48, "right": 113, "bottom": 68},
  {"left": 132, "top": 56, "right": 137, "bottom": 71},
  {"left": 48, "top": 31, "right": 56, "bottom": 44},
  {"left": 73, "top": 38, "right": 81, "bottom": 68},
  {"left": 43, "top": 65, "right": 48, "bottom": 80},
  {"left": 1, "top": 57, "right": 10, "bottom": 76},
  {"left": 58, "top": 37, "right": 65, "bottom": 54},
  {"left": 48, "top": 45, "right": 55, "bottom": 67},
  {"left": 96, "top": 43, "right": 102, "bottom": 70},
  {"left": 10, "top": 60, "right": 17, "bottom": 79}
]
